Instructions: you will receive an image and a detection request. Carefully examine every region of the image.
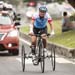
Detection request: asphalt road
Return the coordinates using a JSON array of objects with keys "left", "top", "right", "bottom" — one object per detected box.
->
[{"left": 0, "top": 38, "right": 75, "bottom": 75}]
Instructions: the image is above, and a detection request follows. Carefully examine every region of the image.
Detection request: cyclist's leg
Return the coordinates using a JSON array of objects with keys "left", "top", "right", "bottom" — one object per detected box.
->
[
  {"left": 42, "top": 37, "right": 47, "bottom": 48},
  {"left": 31, "top": 35, "right": 38, "bottom": 65},
  {"left": 31, "top": 35, "right": 37, "bottom": 46},
  {"left": 42, "top": 28, "right": 50, "bottom": 57},
  {"left": 42, "top": 27, "right": 50, "bottom": 56},
  {"left": 41, "top": 27, "right": 47, "bottom": 49},
  {"left": 31, "top": 27, "right": 39, "bottom": 65},
  {"left": 31, "top": 35, "right": 37, "bottom": 54},
  {"left": 31, "top": 27, "right": 38, "bottom": 55}
]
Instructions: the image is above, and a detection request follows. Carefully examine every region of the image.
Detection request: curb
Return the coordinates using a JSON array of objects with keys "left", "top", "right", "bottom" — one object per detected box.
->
[{"left": 20, "top": 32, "right": 75, "bottom": 58}]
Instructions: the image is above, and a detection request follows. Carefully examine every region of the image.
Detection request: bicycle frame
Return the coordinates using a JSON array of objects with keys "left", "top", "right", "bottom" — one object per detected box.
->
[{"left": 37, "top": 35, "right": 43, "bottom": 62}]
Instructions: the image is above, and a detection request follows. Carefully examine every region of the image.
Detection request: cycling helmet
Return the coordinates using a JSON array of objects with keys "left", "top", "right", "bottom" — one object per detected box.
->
[{"left": 39, "top": 6, "right": 47, "bottom": 12}]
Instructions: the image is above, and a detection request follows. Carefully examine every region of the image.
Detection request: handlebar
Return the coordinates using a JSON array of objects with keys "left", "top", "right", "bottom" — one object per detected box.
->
[{"left": 29, "top": 33, "right": 51, "bottom": 37}]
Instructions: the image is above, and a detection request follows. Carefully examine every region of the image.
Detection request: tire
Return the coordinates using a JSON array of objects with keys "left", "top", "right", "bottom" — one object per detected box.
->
[
  {"left": 21, "top": 45, "right": 25, "bottom": 72},
  {"left": 51, "top": 47, "right": 55, "bottom": 71},
  {"left": 39, "top": 42, "right": 45, "bottom": 73}
]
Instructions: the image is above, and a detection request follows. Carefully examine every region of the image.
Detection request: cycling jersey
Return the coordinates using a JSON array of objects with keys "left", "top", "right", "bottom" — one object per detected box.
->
[{"left": 32, "top": 12, "right": 52, "bottom": 28}]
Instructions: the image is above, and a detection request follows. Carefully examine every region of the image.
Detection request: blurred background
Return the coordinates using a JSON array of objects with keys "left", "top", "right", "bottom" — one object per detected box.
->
[
  {"left": 0, "top": 0, "right": 75, "bottom": 48},
  {"left": 1, "top": 0, "right": 75, "bottom": 22}
]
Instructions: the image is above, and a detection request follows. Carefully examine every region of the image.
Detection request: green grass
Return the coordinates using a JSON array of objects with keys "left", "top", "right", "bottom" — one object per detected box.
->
[
  {"left": 49, "top": 30, "right": 75, "bottom": 48},
  {"left": 20, "top": 25, "right": 29, "bottom": 33},
  {"left": 49, "top": 20, "right": 75, "bottom": 48},
  {"left": 20, "top": 20, "right": 75, "bottom": 48}
]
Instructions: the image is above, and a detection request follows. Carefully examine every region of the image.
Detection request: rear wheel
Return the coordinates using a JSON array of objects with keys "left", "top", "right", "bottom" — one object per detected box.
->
[
  {"left": 21, "top": 45, "right": 25, "bottom": 72},
  {"left": 51, "top": 47, "right": 55, "bottom": 71}
]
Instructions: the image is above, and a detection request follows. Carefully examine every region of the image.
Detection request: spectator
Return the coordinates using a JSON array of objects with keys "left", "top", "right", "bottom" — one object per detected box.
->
[{"left": 62, "top": 11, "right": 71, "bottom": 32}]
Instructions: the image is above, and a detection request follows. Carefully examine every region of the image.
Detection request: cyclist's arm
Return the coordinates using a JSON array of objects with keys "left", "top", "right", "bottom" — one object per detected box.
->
[
  {"left": 48, "top": 19, "right": 54, "bottom": 31},
  {"left": 48, "top": 19, "right": 55, "bottom": 35},
  {"left": 29, "top": 17, "right": 35, "bottom": 33},
  {"left": 46, "top": 13, "right": 54, "bottom": 33},
  {"left": 46, "top": 13, "right": 55, "bottom": 35}
]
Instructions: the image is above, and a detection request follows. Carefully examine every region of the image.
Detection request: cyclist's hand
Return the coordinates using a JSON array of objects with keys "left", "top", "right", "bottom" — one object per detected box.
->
[
  {"left": 50, "top": 30, "right": 55, "bottom": 36},
  {"left": 29, "top": 30, "right": 34, "bottom": 36}
]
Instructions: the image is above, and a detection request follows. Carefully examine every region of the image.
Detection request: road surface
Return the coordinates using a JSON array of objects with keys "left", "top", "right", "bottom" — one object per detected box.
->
[{"left": 0, "top": 38, "right": 75, "bottom": 75}]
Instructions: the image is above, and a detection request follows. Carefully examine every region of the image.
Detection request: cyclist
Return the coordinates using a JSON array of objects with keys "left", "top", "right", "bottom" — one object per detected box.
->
[{"left": 29, "top": 6, "right": 55, "bottom": 64}]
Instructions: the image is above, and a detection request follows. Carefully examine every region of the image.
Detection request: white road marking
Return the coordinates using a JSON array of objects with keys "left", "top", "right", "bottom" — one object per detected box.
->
[
  {"left": 16, "top": 58, "right": 32, "bottom": 64},
  {"left": 20, "top": 38, "right": 31, "bottom": 45},
  {"left": 18, "top": 38, "right": 75, "bottom": 65},
  {"left": 56, "top": 58, "right": 75, "bottom": 64},
  {"left": 16, "top": 57, "right": 75, "bottom": 65}
]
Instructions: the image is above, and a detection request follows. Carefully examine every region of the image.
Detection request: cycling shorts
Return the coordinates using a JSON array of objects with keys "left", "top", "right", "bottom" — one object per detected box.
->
[{"left": 33, "top": 26, "right": 47, "bottom": 35}]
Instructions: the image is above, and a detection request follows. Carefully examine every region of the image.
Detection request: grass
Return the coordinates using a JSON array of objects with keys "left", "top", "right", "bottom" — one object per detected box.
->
[
  {"left": 20, "top": 20, "right": 75, "bottom": 48},
  {"left": 21, "top": 25, "right": 29, "bottom": 33}
]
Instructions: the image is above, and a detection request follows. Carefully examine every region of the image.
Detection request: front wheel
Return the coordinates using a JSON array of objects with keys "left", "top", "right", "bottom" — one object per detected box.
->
[
  {"left": 21, "top": 45, "right": 25, "bottom": 72},
  {"left": 39, "top": 42, "right": 45, "bottom": 73}
]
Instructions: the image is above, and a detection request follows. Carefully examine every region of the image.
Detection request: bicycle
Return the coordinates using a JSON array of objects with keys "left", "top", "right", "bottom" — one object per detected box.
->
[{"left": 21, "top": 31, "right": 56, "bottom": 73}]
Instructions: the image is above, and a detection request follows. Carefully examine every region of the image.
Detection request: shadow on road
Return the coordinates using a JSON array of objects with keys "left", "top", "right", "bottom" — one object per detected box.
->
[
  {"left": 0, "top": 51, "right": 15, "bottom": 56},
  {"left": 0, "top": 53, "right": 10, "bottom": 56}
]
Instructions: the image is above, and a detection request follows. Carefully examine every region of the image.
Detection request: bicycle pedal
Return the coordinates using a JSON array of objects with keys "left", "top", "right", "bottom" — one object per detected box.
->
[
  {"left": 33, "top": 60, "right": 39, "bottom": 66},
  {"left": 33, "top": 62, "right": 39, "bottom": 66}
]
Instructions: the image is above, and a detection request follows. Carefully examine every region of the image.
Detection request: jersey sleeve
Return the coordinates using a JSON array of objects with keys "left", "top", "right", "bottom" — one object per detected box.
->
[{"left": 32, "top": 16, "right": 35, "bottom": 20}]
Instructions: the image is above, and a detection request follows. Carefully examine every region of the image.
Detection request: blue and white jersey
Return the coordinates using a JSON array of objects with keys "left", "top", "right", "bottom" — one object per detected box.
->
[{"left": 32, "top": 12, "right": 52, "bottom": 28}]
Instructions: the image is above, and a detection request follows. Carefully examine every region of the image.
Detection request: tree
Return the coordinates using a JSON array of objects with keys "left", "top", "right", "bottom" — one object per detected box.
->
[
  {"left": 68, "top": 0, "right": 75, "bottom": 8},
  {"left": 23, "top": 0, "right": 36, "bottom": 2},
  {"left": 55, "top": 0, "right": 65, "bottom": 3},
  {"left": 3, "top": 0, "right": 20, "bottom": 6}
]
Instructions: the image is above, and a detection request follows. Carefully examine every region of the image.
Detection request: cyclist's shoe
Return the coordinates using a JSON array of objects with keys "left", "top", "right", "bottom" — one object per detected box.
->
[{"left": 32, "top": 55, "right": 38, "bottom": 65}]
